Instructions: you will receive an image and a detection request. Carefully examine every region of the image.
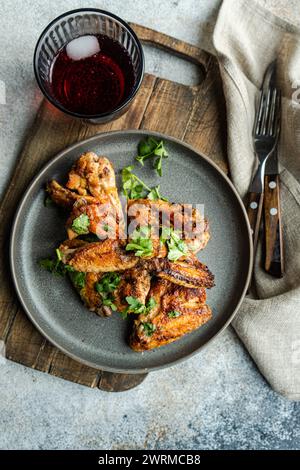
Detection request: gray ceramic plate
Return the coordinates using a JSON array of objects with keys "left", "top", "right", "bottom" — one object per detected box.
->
[{"left": 10, "top": 130, "right": 252, "bottom": 373}]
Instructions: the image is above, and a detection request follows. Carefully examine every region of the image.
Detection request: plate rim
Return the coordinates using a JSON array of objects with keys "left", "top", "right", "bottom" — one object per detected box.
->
[{"left": 10, "top": 129, "right": 253, "bottom": 374}]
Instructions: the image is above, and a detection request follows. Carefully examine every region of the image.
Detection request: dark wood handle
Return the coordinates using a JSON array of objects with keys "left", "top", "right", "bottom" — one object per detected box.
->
[
  {"left": 128, "top": 22, "right": 209, "bottom": 69},
  {"left": 247, "top": 191, "right": 264, "bottom": 256},
  {"left": 264, "top": 174, "right": 284, "bottom": 277}
]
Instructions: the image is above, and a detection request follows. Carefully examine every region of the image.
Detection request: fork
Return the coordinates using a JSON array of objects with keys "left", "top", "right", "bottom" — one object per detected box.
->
[{"left": 247, "top": 85, "right": 281, "bottom": 256}]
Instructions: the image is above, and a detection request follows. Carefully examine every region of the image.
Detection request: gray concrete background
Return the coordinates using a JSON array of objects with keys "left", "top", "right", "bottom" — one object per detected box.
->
[{"left": 0, "top": 0, "right": 300, "bottom": 450}]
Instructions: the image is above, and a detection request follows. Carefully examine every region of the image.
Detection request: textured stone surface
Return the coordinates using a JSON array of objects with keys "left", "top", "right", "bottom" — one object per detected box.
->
[{"left": 0, "top": 0, "right": 300, "bottom": 450}]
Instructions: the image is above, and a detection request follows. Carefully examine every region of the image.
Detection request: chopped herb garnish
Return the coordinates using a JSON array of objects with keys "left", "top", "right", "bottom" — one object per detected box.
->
[
  {"left": 102, "top": 297, "right": 118, "bottom": 311},
  {"left": 122, "top": 296, "right": 156, "bottom": 319},
  {"left": 147, "top": 185, "right": 168, "bottom": 202},
  {"left": 145, "top": 297, "right": 157, "bottom": 313},
  {"left": 126, "top": 226, "right": 153, "bottom": 257},
  {"left": 56, "top": 248, "right": 62, "bottom": 261},
  {"left": 121, "top": 166, "right": 168, "bottom": 201},
  {"left": 125, "top": 296, "right": 146, "bottom": 315},
  {"left": 121, "top": 166, "right": 150, "bottom": 199},
  {"left": 95, "top": 273, "right": 121, "bottom": 294},
  {"left": 71, "top": 213, "right": 90, "bottom": 235},
  {"left": 95, "top": 273, "right": 121, "bottom": 312},
  {"left": 168, "top": 310, "right": 181, "bottom": 318},
  {"left": 121, "top": 295, "right": 156, "bottom": 318},
  {"left": 69, "top": 270, "right": 86, "bottom": 290},
  {"left": 136, "top": 137, "right": 168, "bottom": 176},
  {"left": 142, "top": 322, "right": 156, "bottom": 337},
  {"left": 102, "top": 224, "right": 111, "bottom": 232},
  {"left": 39, "top": 249, "right": 70, "bottom": 276},
  {"left": 159, "top": 227, "right": 188, "bottom": 261}
]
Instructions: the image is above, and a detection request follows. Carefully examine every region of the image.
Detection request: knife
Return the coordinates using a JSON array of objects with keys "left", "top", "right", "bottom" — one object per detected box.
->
[{"left": 264, "top": 144, "right": 284, "bottom": 277}]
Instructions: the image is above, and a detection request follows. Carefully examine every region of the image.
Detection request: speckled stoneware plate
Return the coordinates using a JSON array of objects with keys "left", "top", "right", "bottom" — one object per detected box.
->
[{"left": 10, "top": 130, "right": 252, "bottom": 373}]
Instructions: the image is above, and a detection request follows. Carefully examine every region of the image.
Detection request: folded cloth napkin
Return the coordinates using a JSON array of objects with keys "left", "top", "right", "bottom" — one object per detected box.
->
[{"left": 213, "top": 0, "right": 300, "bottom": 399}]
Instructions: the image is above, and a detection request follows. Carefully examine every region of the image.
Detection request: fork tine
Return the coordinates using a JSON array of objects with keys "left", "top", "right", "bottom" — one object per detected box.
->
[
  {"left": 254, "top": 91, "right": 265, "bottom": 135},
  {"left": 262, "top": 88, "right": 272, "bottom": 135},
  {"left": 274, "top": 90, "right": 281, "bottom": 137},
  {"left": 267, "top": 88, "right": 277, "bottom": 136}
]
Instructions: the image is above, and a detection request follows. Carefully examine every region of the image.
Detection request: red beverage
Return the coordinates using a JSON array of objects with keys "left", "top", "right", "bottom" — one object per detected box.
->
[{"left": 49, "top": 34, "right": 136, "bottom": 116}]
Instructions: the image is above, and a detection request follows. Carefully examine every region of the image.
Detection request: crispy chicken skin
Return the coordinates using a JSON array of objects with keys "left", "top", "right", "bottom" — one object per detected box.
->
[
  {"left": 46, "top": 180, "right": 98, "bottom": 209},
  {"left": 63, "top": 239, "right": 138, "bottom": 273},
  {"left": 65, "top": 196, "right": 123, "bottom": 240},
  {"left": 127, "top": 198, "right": 210, "bottom": 253},
  {"left": 145, "top": 256, "right": 215, "bottom": 289},
  {"left": 114, "top": 265, "right": 152, "bottom": 313},
  {"left": 130, "top": 279, "right": 212, "bottom": 351},
  {"left": 65, "top": 154, "right": 124, "bottom": 239},
  {"left": 66, "top": 152, "right": 116, "bottom": 197},
  {"left": 69, "top": 272, "right": 109, "bottom": 317},
  {"left": 47, "top": 153, "right": 124, "bottom": 239},
  {"left": 114, "top": 255, "right": 214, "bottom": 314}
]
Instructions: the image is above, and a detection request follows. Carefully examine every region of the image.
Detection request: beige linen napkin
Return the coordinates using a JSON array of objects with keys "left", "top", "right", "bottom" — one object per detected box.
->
[{"left": 213, "top": 0, "right": 300, "bottom": 399}]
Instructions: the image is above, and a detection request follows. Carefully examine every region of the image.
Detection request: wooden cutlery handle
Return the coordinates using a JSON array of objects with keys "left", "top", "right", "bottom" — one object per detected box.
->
[
  {"left": 264, "top": 174, "right": 284, "bottom": 277},
  {"left": 247, "top": 191, "right": 264, "bottom": 256}
]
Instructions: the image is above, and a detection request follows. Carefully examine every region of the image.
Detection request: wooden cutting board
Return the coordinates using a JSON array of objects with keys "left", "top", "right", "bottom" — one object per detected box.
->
[{"left": 0, "top": 23, "right": 227, "bottom": 392}]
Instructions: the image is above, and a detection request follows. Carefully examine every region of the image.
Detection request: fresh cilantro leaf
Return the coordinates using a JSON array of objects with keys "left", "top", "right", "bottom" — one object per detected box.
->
[
  {"left": 136, "top": 137, "right": 168, "bottom": 176},
  {"left": 136, "top": 137, "right": 159, "bottom": 165},
  {"left": 159, "top": 227, "right": 188, "bottom": 261},
  {"left": 102, "top": 224, "right": 111, "bottom": 232},
  {"left": 147, "top": 185, "right": 168, "bottom": 202},
  {"left": 121, "top": 166, "right": 168, "bottom": 201},
  {"left": 168, "top": 310, "right": 181, "bottom": 318},
  {"left": 95, "top": 273, "right": 121, "bottom": 312},
  {"left": 145, "top": 297, "right": 156, "bottom": 313},
  {"left": 71, "top": 213, "right": 90, "bottom": 235},
  {"left": 142, "top": 322, "right": 156, "bottom": 337},
  {"left": 39, "top": 249, "right": 68, "bottom": 276},
  {"left": 121, "top": 166, "right": 150, "bottom": 199},
  {"left": 95, "top": 273, "right": 121, "bottom": 295},
  {"left": 102, "top": 297, "right": 117, "bottom": 311},
  {"left": 69, "top": 270, "right": 86, "bottom": 290},
  {"left": 39, "top": 258, "right": 57, "bottom": 272},
  {"left": 122, "top": 296, "right": 156, "bottom": 319},
  {"left": 126, "top": 226, "right": 153, "bottom": 257},
  {"left": 125, "top": 296, "right": 146, "bottom": 314}
]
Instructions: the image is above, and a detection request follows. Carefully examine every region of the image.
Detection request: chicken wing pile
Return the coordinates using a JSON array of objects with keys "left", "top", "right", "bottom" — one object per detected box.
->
[{"left": 46, "top": 152, "right": 214, "bottom": 351}]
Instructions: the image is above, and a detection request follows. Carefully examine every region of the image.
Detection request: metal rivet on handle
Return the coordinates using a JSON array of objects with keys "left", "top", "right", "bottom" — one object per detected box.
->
[
  {"left": 270, "top": 208, "right": 278, "bottom": 215},
  {"left": 250, "top": 201, "right": 258, "bottom": 209},
  {"left": 269, "top": 181, "right": 276, "bottom": 189}
]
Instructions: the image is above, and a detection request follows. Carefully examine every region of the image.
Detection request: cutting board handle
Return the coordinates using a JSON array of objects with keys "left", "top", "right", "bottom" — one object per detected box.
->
[{"left": 129, "top": 22, "right": 209, "bottom": 71}]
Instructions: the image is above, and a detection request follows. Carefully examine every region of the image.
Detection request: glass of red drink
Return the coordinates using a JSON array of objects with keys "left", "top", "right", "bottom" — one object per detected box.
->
[{"left": 33, "top": 9, "right": 144, "bottom": 123}]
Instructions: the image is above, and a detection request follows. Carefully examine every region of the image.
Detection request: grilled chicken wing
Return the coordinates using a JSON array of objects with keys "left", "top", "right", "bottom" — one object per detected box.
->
[
  {"left": 127, "top": 198, "right": 210, "bottom": 254},
  {"left": 145, "top": 256, "right": 214, "bottom": 289},
  {"left": 62, "top": 239, "right": 138, "bottom": 273},
  {"left": 130, "top": 279, "right": 212, "bottom": 351},
  {"left": 64, "top": 153, "right": 124, "bottom": 239}
]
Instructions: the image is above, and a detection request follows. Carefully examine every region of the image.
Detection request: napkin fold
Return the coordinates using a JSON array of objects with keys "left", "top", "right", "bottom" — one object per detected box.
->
[{"left": 213, "top": 0, "right": 300, "bottom": 399}]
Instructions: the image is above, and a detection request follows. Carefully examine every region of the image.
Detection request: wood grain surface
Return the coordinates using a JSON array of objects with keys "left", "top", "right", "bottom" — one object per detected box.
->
[{"left": 0, "top": 23, "right": 227, "bottom": 392}]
